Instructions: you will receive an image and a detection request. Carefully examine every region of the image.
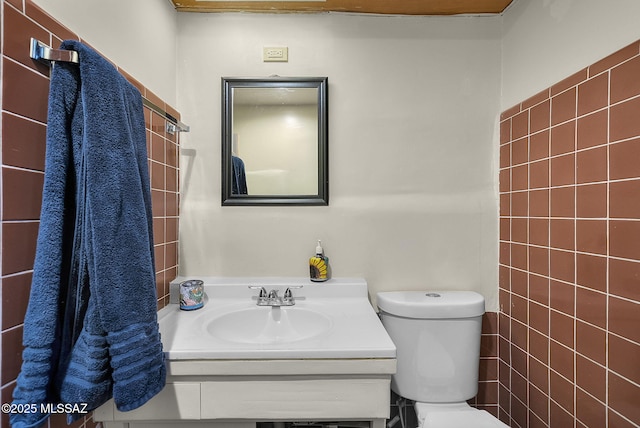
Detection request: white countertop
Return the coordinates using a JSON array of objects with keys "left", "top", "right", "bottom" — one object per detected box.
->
[{"left": 159, "top": 277, "right": 396, "bottom": 360}]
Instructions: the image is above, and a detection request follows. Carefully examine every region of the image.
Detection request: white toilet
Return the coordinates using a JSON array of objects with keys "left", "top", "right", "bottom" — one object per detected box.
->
[{"left": 377, "top": 291, "right": 508, "bottom": 428}]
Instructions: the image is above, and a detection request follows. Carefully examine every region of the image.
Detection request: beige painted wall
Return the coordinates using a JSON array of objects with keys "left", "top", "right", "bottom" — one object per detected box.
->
[
  {"left": 32, "top": 0, "right": 179, "bottom": 105},
  {"left": 501, "top": 0, "right": 640, "bottom": 109},
  {"left": 176, "top": 12, "right": 503, "bottom": 308}
]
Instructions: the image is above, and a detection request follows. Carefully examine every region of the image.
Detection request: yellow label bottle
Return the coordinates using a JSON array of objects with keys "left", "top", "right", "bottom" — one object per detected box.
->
[{"left": 309, "top": 240, "right": 329, "bottom": 282}]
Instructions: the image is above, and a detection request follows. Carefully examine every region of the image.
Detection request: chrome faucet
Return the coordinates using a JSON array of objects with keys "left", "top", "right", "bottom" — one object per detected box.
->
[
  {"left": 248, "top": 286, "right": 303, "bottom": 306},
  {"left": 267, "top": 289, "right": 281, "bottom": 305}
]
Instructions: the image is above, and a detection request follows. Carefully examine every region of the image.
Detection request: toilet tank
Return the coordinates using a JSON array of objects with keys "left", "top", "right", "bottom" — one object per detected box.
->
[{"left": 377, "top": 291, "right": 485, "bottom": 403}]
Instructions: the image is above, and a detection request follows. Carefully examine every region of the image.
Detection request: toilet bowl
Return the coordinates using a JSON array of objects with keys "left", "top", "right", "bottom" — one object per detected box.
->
[{"left": 377, "top": 291, "right": 508, "bottom": 428}]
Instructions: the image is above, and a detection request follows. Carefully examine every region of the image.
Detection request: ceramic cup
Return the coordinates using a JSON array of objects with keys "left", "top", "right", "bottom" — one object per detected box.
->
[{"left": 179, "top": 279, "right": 204, "bottom": 310}]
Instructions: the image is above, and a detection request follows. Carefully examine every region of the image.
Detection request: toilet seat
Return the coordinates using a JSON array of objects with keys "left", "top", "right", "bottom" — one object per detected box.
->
[{"left": 415, "top": 402, "right": 509, "bottom": 428}]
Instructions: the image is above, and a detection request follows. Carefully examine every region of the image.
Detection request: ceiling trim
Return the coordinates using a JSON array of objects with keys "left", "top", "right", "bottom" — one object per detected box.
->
[{"left": 170, "top": 0, "right": 514, "bottom": 15}]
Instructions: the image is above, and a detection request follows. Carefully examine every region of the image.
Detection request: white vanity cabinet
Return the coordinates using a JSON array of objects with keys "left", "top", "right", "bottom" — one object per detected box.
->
[
  {"left": 95, "top": 359, "right": 395, "bottom": 428},
  {"left": 95, "top": 278, "right": 397, "bottom": 428}
]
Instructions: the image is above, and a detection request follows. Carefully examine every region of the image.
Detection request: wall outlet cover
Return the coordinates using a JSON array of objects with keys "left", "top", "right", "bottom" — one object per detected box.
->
[{"left": 263, "top": 47, "right": 288, "bottom": 62}]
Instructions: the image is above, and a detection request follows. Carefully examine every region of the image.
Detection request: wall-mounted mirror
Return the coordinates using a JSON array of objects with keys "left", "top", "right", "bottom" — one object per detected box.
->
[{"left": 221, "top": 77, "right": 328, "bottom": 206}]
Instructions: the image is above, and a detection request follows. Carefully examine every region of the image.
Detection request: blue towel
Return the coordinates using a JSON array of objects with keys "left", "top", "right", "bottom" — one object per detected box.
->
[
  {"left": 232, "top": 155, "right": 248, "bottom": 194},
  {"left": 11, "top": 40, "right": 165, "bottom": 427}
]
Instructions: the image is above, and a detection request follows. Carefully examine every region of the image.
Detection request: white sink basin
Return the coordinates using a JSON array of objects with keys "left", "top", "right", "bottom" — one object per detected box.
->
[
  {"left": 207, "top": 306, "right": 332, "bottom": 344},
  {"left": 160, "top": 277, "right": 396, "bottom": 360}
]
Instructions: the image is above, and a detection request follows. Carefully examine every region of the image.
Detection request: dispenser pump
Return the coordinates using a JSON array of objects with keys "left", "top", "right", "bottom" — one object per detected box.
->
[{"left": 315, "top": 240, "right": 324, "bottom": 256}]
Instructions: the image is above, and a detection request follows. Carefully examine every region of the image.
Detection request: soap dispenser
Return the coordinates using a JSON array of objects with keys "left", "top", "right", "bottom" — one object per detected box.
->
[{"left": 309, "top": 240, "right": 330, "bottom": 282}]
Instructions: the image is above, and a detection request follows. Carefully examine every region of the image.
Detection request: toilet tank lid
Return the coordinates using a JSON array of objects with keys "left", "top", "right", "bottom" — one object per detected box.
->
[{"left": 376, "top": 291, "right": 485, "bottom": 319}]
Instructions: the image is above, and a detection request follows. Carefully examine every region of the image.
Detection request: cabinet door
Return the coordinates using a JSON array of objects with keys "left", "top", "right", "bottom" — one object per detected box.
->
[{"left": 201, "top": 378, "right": 390, "bottom": 419}]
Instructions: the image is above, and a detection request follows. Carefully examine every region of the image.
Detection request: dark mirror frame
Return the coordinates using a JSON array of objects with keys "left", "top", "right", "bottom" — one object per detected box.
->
[{"left": 221, "top": 76, "right": 329, "bottom": 206}]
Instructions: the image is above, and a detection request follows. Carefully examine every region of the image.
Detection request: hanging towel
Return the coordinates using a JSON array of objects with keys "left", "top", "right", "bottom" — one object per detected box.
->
[
  {"left": 11, "top": 40, "right": 165, "bottom": 428},
  {"left": 232, "top": 155, "right": 248, "bottom": 194}
]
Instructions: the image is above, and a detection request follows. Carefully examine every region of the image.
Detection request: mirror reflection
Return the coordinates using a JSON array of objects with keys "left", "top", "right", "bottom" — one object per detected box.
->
[{"left": 222, "top": 77, "right": 328, "bottom": 206}]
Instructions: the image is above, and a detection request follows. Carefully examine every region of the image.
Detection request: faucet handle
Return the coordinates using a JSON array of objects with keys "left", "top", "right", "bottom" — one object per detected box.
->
[
  {"left": 248, "top": 285, "right": 267, "bottom": 297},
  {"left": 248, "top": 286, "right": 268, "bottom": 304},
  {"left": 283, "top": 285, "right": 303, "bottom": 300}
]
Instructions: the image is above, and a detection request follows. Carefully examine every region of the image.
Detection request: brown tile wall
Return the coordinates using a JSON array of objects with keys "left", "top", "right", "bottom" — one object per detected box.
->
[
  {"left": 470, "top": 312, "right": 501, "bottom": 414},
  {"left": 0, "top": 1, "right": 180, "bottom": 427},
  {"left": 499, "top": 40, "right": 640, "bottom": 428}
]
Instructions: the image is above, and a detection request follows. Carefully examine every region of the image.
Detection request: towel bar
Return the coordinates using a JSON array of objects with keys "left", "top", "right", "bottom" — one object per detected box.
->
[{"left": 29, "top": 38, "right": 190, "bottom": 134}]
